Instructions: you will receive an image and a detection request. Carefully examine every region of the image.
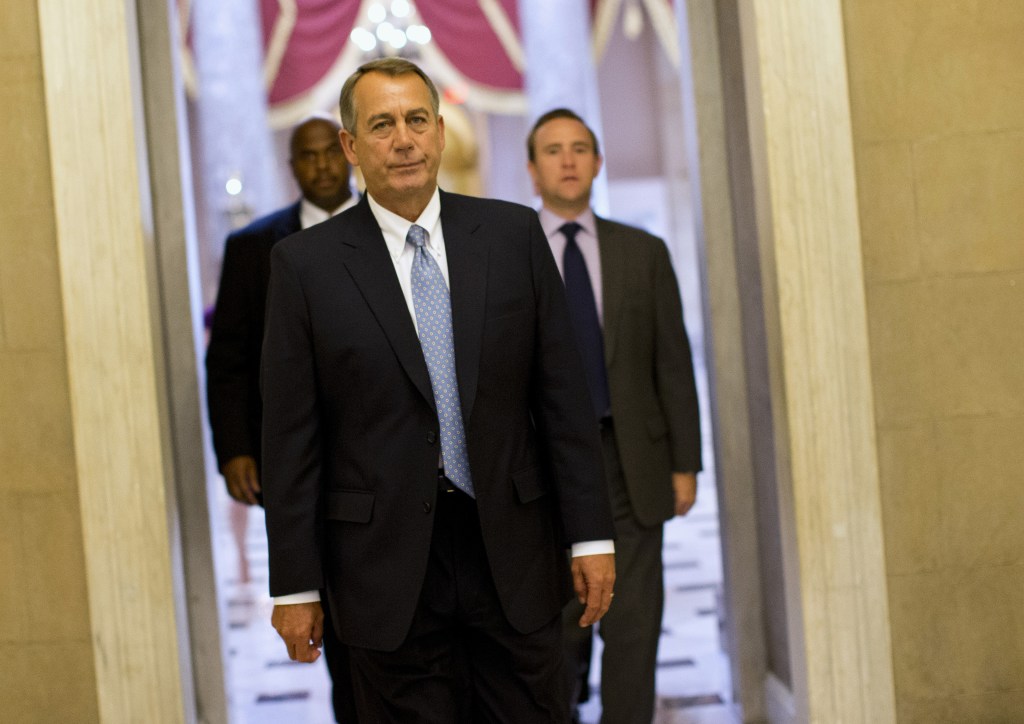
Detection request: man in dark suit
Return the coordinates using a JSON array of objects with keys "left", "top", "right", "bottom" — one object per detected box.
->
[
  {"left": 527, "top": 108, "right": 703, "bottom": 724},
  {"left": 205, "top": 115, "right": 357, "bottom": 722},
  {"left": 261, "top": 58, "right": 617, "bottom": 723}
]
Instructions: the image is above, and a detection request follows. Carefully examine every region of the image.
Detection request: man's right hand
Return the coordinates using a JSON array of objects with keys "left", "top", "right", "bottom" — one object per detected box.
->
[
  {"left": 272, "top": 602, "right": 324, "bottom": 663},
  {"left": 571, "top": 553, "right": 616, "bottom": 627},
  {"left": 221, "top": 455, "right": 261, "bottom": 504}
]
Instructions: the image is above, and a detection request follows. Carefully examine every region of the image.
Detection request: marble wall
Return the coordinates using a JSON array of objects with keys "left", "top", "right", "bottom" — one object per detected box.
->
[
  {"left": 5, "top": 1, "right": 1020, "bottom": 721},
  {"left": 736, "top": 0, "right": 897, "bottom": 718},
  {"left": 1, "top": 0, "right": 190, "bottom": 720},
  {"left": 0, "top": 1, "right": 100, "bottom": 720},
  {"left": 844, "top": 1, "right": 1024, "bottom": 720}
]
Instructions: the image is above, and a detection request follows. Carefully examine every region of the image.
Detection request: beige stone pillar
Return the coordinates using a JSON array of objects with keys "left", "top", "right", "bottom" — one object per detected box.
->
[
  {"left": 31, "top": 0, "right": 187, "bottom": 719},
  {"left": 735, "top": 1, "right": 897, "bottom": 720},
  {"left": 844, "top": 2, "right": 1024, "bottom": 720},
  {"left": 0, "top": 1, "right": 101, "bottom": 718}
]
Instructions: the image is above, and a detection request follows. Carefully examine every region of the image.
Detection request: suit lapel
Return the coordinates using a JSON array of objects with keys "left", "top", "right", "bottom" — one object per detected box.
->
[
  {"left": 596, "top": 217, "right": 625, "bottom": 364},
  {"left": 440, "top": 192, "right": 487, "bottom": 423},
  {"left": 340, "top": 199, "right": 436, "bottom": 410}
]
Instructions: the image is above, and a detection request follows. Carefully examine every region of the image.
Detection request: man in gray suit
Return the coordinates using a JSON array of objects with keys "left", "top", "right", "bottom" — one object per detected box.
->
[{"left": 527, "top": 108, "right": 703, "bottom": 724}]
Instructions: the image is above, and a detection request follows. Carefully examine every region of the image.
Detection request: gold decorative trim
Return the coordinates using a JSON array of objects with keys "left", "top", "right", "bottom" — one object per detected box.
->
[
  {"left": 263, "top": 0, "right": 298, "bottom": 92},
  {"left": 477, "top": 0, "right": 525, "bottom": 73}
]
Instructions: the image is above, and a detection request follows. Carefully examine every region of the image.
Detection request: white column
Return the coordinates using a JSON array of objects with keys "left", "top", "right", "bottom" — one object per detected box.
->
[
  {"left": 190, "top": 0, "right": 285, "bottom": 304},
  {"left": 483, "top": 113, "right": 533, "bottom": 204},
  {"left": 519, "top": 0, "right": 608, "bottom": 212},
  {"left": 674, "top": 0, "right": 769, "bottom": 719},
  {"left": 735, "top": 1, "right": 897, "bottom": 720}
]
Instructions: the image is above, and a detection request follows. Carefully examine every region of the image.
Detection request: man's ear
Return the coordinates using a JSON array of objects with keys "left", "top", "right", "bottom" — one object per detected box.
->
[
  {"left": 339, "top": 128, "right": 360, "bottom": 166},
  {"left": 437, "top": 115, "right": 446, "bottom": 153}
]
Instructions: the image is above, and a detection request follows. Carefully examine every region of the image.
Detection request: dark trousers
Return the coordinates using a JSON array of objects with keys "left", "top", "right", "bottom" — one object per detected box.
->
[
  {"left": 321, "top": 592, "right": 359, "bottom": 723},
  {"left": 562, "top": 422, "right": 664, "bottom": 724},
  {"left": 347, "top": 483, "right": 571, "bottom": 723}
]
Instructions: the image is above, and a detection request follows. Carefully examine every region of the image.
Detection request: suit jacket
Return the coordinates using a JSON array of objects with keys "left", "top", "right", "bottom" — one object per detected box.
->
[
  {"left": 260, "top": 191, "right": 615, "bottom": 652},
  {"left": 596, "top": 216, "right": 702, "bottom": 527},
  {"left": 205, "top": 201, "right": 301, "bottom": 472}
]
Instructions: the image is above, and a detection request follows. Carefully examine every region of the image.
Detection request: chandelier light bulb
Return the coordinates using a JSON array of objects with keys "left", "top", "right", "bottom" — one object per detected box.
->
[
  {"left": 377, "top": 21, "right": 396, "bottom": 42},
  {"left": 407, "top": 24, "right": 431, "bottom": 45},
  {"left": 367, "top": 3, "right": 387, "bottom": 24},
  {"left": 350, "top": 26, "right": 377, "bottom": 52},
  {"left": 391, "top": 0, "right": 411, "bottom": 18},
  {"left": 389, "top": 29, "right": 408, "bottom": 49}
]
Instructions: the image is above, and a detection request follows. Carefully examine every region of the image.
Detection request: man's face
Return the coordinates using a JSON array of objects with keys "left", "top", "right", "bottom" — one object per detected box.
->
[
  {"left": 290, "top": 119, "right": 351, "bottom": 212},
  {"left": 528, "top": 117, "right": 602, "bottom": 216},
  {"left": 340, "top": 72, "right": 445, "bottom": 218}
]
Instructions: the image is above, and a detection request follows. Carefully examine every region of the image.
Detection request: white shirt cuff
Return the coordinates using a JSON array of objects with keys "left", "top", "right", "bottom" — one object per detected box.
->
[
  {"left": 571, "top": 539, "right": 615, "bottom": 557},
  {"left": 273, "top": 590, "right": 321, "bottom": 605},
  {"left": 272, "top": 543, "right": 614, "bottom": 603}
]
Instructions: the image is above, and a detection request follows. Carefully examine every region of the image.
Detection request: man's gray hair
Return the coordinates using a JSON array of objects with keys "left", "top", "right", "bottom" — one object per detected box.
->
[{"left": 339, "top": 58, "right": 441, "bottom": 134}]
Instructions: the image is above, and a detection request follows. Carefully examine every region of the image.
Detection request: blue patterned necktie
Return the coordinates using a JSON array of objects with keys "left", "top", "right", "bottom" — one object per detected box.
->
[
  {"left": 561, "top": 222, "right": 611, "bottom": 419},
  {"left": 408, "top": 224, "right": 474, "bottom": 497}
]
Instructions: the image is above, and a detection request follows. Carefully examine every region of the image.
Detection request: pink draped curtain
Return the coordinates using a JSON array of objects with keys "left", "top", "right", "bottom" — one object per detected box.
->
[
  {"left": 251, "top": 0, "right": 676, "bottom": 122},
  {"left": 183, "top": 0, "right": 679, "bottom": 119},
  {"left": 415, "top": 0, "right": 522, "bottom": 92},
  {"left": 260, "top": 0, "right": 361, "bottom": 107},
  {"left": 259, "top": 0, "right": 524, "bottom": 121}
]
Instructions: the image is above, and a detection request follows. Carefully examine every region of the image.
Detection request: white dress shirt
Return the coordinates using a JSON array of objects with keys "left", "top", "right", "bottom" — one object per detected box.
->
[
  {"left": 299, "top": 194, "right": 357, "bottom": 230},
  {"left": 366, "top": 190, "right": 448, "bottom": 336}
]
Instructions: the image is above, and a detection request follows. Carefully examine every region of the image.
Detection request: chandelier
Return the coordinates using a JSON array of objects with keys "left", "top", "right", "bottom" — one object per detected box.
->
[{"left": 350, "top": 0, "right": 432, "bottom": 57}]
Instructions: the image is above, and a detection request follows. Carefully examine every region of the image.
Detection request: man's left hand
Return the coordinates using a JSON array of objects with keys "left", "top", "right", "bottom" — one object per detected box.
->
[
  {"left": 571, "top": 553, "right": 616, "bottom": 628},
  {"left": 672, "top": 472, "right": 697, "bottom": 517}
]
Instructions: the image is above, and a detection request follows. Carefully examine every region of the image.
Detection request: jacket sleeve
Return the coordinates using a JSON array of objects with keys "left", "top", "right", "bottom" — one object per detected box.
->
[
  {"left": 651, "top": 238, "right": 703, "bottom": 473},
  {"left": 260, "top": 243, "right": 325, "bottom": 596},
  {"left": 205, "top": 232, "right": 259, "bottom": 469}
]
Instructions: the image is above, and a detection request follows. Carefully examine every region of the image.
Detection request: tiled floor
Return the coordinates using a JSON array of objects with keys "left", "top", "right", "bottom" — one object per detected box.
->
[
  {"left": 215, "top": 487, "right": 335, "bottom": 724},
  {"left": 575, "top": 474, "right": 736, "bottom": 724},
  {"left": 213, "top": 457, "right": 734, "bottom": 723}
]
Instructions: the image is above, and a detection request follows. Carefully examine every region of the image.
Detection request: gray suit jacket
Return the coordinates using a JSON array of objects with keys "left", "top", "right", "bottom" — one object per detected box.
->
[{"left": 597, "top": 216, "right": 702, "bottom": 527}]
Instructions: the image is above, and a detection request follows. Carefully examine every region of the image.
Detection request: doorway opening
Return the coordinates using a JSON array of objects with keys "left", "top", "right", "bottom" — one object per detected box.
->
[{"left": 171, "top": 2, "right": 737, "bottom": 721}]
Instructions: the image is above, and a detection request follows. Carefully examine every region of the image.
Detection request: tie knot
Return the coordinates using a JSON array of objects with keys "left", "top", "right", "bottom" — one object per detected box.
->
[
  {"left": 560, "top": 222, "right": 582, "bottom": 244},
  {"left": 407, "top": 224, "right": 428, "bottom": 249}
]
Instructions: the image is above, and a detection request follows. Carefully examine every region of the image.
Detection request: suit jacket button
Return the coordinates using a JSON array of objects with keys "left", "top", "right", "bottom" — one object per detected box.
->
[
  {"left": 423, "top": 501, "right": 432, "bottom": 513},
  {"left": 426, "top": 431, "right": 437, "bottom": 444}
]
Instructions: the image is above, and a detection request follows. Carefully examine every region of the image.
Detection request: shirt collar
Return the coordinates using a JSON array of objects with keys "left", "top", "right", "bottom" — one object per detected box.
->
[
  {"left": 539, "top": 206, "right": 596, "bottom": 239},
  {"left": 299, "top": 193, "right": 357, "bottom": 230},
  {"left": 367, "top": 188, "right": 443, "bottom": 261}
]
